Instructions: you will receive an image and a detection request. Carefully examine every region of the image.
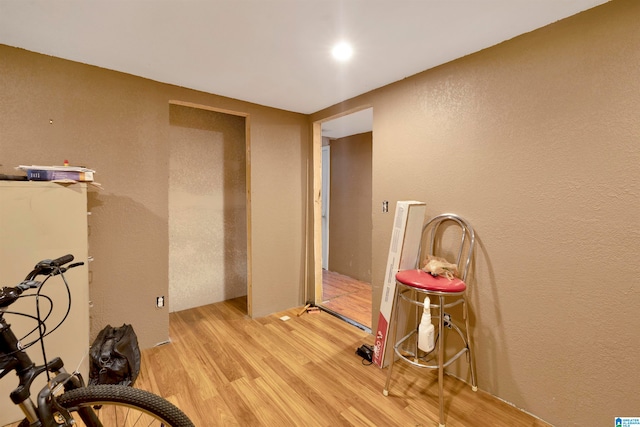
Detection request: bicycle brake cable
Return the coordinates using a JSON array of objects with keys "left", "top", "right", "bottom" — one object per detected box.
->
[
  {"left": 36, "top": 266, "right": 73, "bottom": 383},
  {"left": 35, "top": 271, "right": 54, "bottom": 383}
]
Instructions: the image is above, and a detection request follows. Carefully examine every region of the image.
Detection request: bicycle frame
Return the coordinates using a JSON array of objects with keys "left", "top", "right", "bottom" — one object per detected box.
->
[
  {"left": 1, "top": 311, "right": 90, "bottom": 427},
  {"left": 0, "top": 255, "right": 97, "bottom": 427}
]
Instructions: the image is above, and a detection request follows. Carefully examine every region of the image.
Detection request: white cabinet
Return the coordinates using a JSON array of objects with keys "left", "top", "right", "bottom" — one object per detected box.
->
[{"left": 0, "top": 181, "right": 90, "bottom": 425}]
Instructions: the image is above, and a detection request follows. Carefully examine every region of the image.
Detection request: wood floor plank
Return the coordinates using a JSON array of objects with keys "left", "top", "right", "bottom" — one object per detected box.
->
[
  {"left": 230, "top": 376, "right": 298, "bottom": 427},
  {"left": 339, "top": 406, "right": 378, "bottom": 427},
  {"left": 202, "top": 395, "right": 242, "bottom": 427},
  {"left": 259, "top": 357, "right": 342, "bottom": 426},
  {"left": 217, "top": 379, "right": 263, "bottom": 427}
]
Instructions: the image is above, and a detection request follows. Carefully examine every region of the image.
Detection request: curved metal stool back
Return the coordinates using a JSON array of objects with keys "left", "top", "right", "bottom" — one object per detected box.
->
[{"left": 382, "top": 213, "right": 477, "bottom": 427}]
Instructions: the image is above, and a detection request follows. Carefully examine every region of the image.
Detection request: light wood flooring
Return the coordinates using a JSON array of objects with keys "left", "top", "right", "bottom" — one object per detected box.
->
[
  {"left": 4, "top": 298, "right": 550, "bottom": 426},
  {"left": 141, "top": 298, "right": 546, "bottom": 426},
  {"left": 321, "top": 270, "right": 372, "bottom": 329}
]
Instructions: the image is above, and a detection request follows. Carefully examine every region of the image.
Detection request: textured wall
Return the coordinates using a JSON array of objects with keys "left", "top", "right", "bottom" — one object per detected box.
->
[
  {"left": 168, "top": 104, "right": 247, "bottom": 312},
  {"left": 0, "top": 45, "right": 309, "bottom": 348},
  {"left": 311, "top": 1, "right": 640, "bottom": 425},
  {"left": 328, "top": 132, "right": 372, "bottom": 283}
]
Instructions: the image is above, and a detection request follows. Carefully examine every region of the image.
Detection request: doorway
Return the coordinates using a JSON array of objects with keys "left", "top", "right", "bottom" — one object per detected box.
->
[
  {"left": 314, "top": 107, "right": 373, "bottom": 330},
  {"left": 168, "top": 101, "right": 252, "bottom": 315}
]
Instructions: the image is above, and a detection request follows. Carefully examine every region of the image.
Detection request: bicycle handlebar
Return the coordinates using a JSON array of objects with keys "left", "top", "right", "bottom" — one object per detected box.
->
[
  {"left": 0, "top": 255, "right": 83, "bottom": 309},
  {"left": 53, "top": 254, "right": 74, "bottom": 266},
  {"left": 25, "top": 254, "right": 78, "bottom": 280}
]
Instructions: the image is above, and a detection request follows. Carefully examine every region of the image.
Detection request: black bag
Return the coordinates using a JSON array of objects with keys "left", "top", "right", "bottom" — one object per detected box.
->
[{"left": 89, "top": 324, "right": 141, "bottom": 386}]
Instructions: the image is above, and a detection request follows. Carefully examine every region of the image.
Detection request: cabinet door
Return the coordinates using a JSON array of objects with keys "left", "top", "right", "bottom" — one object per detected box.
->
[{"left": 0, "top": 182, "right": 89, "bottom": 425}]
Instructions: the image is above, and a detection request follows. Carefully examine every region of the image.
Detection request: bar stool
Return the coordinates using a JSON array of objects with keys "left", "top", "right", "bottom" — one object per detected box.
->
[{"left": 382, "top": 213, "right": 477, "bottom": 427}]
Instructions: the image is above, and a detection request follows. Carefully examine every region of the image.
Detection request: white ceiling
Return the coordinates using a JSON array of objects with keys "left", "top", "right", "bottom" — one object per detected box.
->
[
  {"left": 322, "top": 108, "right": 373, "bottom": 139},
  {"left": 1, "top": 0, "right": 608, "bottom": 124}
]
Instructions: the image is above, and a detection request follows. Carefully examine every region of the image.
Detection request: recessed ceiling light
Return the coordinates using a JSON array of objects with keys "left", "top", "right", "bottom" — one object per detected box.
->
[{"left": 332, "top": 42, "right": 353, "bottom": 62}]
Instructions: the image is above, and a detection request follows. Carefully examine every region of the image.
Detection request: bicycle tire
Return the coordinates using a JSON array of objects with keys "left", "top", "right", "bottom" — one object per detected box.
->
[{"left": 18, "top": 385, "right": 195, "bottom": 427}]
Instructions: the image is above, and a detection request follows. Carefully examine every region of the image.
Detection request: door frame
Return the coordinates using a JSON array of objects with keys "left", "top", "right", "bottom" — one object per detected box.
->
[{"left": 168, "top": 100, "right": 253, "bottom": 316}]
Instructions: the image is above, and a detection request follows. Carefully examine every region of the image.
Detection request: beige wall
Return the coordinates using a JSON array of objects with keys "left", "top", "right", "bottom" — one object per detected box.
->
[
  {"left": 328, "top": 132, "right": 372, "bottom": 283},
  {"left": 312, "top": 1, "right": 640, "bottom": 425},
  {"left": 0, "top": 44, "right": 309, "bottom": 349}
]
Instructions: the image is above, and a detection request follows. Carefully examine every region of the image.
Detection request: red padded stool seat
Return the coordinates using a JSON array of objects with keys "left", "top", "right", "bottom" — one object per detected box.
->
[{"left": 395, "top": 269, "right": 466, "bottom": 293}]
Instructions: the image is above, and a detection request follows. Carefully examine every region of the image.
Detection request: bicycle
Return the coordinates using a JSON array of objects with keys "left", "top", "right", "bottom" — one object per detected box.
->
[{"left": 0, "top": 254, "right": 195, "bottom": 427}]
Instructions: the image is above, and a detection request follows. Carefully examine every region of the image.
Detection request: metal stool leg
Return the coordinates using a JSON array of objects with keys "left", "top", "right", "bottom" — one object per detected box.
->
[
  {"left": 463, "top": 298, "right": 478, "bottom": 392},
  {"left": 437, "top": 295, "right": 446, "bottom": 427}
]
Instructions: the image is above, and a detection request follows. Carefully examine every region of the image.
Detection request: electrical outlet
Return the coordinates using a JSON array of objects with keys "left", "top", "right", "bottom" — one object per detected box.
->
[{"left": 156, "top": 296, "right": 165, "bottom": 308}]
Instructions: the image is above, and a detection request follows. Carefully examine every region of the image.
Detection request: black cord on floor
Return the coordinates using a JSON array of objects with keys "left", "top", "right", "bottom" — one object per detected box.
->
[{"left": 356, "top": 344, "right": 374, "bottom": 365}]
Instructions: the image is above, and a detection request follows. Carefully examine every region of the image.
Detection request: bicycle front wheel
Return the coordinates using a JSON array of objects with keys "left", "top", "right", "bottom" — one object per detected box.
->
[{"left": 56, "top": 385, "right": 195, "bottom": 427}]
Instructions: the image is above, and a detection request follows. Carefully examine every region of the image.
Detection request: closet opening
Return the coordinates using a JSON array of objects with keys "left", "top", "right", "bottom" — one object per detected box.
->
[{"left": 168, "top": 101, "right": 252, "bottom": 315}]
